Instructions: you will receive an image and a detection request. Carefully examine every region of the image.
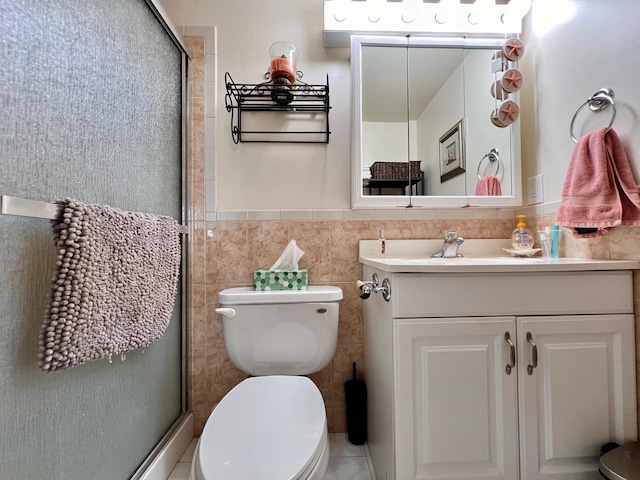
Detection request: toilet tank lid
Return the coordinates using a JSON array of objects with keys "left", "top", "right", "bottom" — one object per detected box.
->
[{"left": 218, "top": 286, "right": 343, "bottom": 304}]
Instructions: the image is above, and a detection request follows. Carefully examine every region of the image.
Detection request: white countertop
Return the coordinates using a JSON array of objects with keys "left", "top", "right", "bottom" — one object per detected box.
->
[{"left": 359, "top": 240, "right": 640, "bottom": 273}]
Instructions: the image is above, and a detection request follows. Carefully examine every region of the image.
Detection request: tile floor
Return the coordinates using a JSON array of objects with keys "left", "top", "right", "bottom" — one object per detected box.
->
[{"left": 168, "top": 433, "right": 376, "bottom": 480}]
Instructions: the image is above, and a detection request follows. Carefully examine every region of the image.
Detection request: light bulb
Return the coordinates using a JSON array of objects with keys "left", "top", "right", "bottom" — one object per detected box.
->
[
  {"left": 435, "top": 0, "right": 457, "bottom": 25},
  {"left": 469, "top": 0, "right": 496, "bottom": 26},
  {"left": 367, "top": 0, "right": 384, "bottom": 24}
]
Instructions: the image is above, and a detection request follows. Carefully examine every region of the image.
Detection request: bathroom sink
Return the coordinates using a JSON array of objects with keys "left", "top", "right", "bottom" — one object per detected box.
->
[
  {"left": 359, "top": 239, "right": 640, "bottom": 273},
  {"left": 365, "top": 255, "right": 547, "bottom": 271},
  {"left": 380, "top": 256, "right": 544, "bottom": 265}
]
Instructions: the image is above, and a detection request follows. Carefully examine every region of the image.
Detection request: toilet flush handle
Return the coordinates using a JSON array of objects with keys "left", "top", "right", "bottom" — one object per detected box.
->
[{"left": 215, "top": 307, "right": 237, "bottom": 318}]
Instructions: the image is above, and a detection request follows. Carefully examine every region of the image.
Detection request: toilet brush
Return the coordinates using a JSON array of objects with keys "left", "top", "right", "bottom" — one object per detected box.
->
[{"left": 344, "top": 362, "right": 367, "bottom": 445}]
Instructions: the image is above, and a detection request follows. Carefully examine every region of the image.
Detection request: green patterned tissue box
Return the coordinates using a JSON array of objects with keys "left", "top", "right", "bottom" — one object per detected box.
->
[{"left": 253, "top": 269, "right": 308, "bottom": 290}]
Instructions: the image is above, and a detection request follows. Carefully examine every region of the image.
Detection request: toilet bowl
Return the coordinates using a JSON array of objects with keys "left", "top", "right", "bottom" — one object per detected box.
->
[
  {"left": 190, "top": 286, "right": 342, "bottom": 480},
  {"left": 191, "top": 376, "right": 329, "bottom": 480}
]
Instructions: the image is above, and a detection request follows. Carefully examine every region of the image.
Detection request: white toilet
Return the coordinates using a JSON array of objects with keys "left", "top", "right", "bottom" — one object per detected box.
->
[{"left": 190, "top": 286, "right": 343, "bottom": 480}]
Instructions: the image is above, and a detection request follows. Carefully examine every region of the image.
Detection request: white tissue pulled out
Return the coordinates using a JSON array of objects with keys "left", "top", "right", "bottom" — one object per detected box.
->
[{"left": 270, "top": 239, "right": 304, "bottom": 270}]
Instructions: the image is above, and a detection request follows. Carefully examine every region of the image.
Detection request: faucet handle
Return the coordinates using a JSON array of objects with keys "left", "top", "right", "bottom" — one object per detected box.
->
[
  {"left": 356, "top": 280, "right": 372, "bottom": 299},
  {"left": 444, "top": 230, "right": 458, "bottom": 242}
]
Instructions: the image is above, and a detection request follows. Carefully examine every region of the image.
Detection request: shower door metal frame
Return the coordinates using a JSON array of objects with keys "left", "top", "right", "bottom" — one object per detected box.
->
[{"left": 131, "top": 1, "right": 192, "bottom": 477}]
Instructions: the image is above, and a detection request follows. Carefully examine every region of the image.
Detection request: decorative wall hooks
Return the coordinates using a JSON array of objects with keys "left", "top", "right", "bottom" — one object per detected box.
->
[
  {"left": 501, "top": 68, "right": 523, "bottom": 93},
  {"left": 503, "top": 37, "right": 525, "bottom": 61},
  {"left": 489, "top": 35, "right": 524, "bottom": 128},
  {"left": 491, "top": 99, "right": 520, "bottom": 127}
]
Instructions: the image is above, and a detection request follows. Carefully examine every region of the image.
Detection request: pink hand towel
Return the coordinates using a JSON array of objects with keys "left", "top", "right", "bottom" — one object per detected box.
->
[
  {"left": 556, "top": 127, "right": 640, "bottom": 237},
  {"left": 475, "top": 175, "right": 502, "bottom": 196}
]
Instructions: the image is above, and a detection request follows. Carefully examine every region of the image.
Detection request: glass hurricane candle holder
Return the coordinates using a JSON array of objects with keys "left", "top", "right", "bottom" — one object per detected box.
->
[
  {"left": 269, "top": 41, "right": 298, "bottom": 84},
  {"left": 269, "top": 42, "right": 298, "bottom": 105}
]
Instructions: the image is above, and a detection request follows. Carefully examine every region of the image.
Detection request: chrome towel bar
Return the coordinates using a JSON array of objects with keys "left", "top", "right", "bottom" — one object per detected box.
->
[{"left": 0, "top": 195, "right": 189, "bottom": 235}]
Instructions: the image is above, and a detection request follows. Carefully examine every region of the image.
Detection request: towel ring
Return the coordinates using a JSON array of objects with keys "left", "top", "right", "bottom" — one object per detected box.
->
[
  {"left": 569, "top": 88, "right": 616, "bottom": 143},
  {"left": 477, "top": 148, "right": 501, "bottom": 179}
]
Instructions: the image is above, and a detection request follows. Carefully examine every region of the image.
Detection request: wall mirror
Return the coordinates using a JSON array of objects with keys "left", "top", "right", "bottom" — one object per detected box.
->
[{"left": 351, "top": 35, "right": 522, "bottom": 209}]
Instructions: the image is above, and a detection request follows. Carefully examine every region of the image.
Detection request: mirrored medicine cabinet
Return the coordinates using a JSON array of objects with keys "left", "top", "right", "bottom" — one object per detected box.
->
[{"left": 351, "top": 35, "right": 522, "bottom": 209}]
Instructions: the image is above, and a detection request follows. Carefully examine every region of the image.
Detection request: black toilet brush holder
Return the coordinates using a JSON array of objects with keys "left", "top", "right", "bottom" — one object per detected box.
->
[{"left": 344, "top": 362, "right": 367, "bottom": 445}]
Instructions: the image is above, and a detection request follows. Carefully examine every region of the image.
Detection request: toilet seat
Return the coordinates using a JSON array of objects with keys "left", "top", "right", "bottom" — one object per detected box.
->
[{"left": 195, "top": 376, "right": 328, "bottom": 480}]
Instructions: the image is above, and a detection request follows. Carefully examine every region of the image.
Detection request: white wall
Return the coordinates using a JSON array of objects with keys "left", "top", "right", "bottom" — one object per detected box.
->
[
  {"left": 161, "top": 0, "right": 640, "bottom": 214},
  {"left": 520, "top": 0, "right": 640, "bottom": 210},
  {"left": 417, "top": 61, "right": 465, "bottom": 196},
  {"left": 160, "top": 0, "right": 352, "bottom": 212},
  {"left": 412, "top": 49, "right": 515, "bottom": 198},
  {"left": 362, "top": 122, "right": 408, "bottom": 167}
]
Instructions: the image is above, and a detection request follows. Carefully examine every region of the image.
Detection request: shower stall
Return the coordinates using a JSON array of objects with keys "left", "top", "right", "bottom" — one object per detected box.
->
[{"left": 0, "top": 0, "right": 190, "bottom": 478}]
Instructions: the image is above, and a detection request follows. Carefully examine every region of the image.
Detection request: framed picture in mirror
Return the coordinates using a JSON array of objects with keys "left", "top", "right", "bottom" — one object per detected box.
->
[{"left": 439, "top": 119, "right": 465, "bottom": 182}]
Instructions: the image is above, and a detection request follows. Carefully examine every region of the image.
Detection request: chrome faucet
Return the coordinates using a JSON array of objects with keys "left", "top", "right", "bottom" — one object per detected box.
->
[{"left": 431, "top": 230, "right": 465, "bottom": 258}]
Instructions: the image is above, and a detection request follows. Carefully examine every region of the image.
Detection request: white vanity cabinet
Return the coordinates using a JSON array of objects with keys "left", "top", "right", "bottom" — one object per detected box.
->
[{"left": 362, "top": 267, "right": 638, "bottom": 480}]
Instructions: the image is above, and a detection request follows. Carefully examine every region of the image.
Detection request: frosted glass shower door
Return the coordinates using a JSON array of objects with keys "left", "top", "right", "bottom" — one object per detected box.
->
[{"left": 0, "top": 0, "right": 187, "bottom": 478}]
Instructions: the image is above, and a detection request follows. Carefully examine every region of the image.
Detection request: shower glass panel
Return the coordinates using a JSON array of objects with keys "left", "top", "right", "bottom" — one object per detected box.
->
[{"left": 0, "top": 0, "right": 186, "bottom": 478}]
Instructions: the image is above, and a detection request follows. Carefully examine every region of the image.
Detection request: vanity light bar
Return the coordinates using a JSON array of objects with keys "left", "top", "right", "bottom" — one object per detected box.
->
[{"left": 323, "top": 0, "right": 530, "bottom": 47}]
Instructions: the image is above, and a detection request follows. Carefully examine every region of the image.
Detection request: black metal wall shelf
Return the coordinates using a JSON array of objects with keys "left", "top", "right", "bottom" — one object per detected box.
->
[{"left": 224, "top": 72, "right": 331, "bottom": 144}]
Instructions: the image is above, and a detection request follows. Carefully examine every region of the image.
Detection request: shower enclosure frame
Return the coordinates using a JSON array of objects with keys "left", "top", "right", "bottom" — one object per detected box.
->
[{"left": 130, "top": 0, "right": 193, "bottom": 477}]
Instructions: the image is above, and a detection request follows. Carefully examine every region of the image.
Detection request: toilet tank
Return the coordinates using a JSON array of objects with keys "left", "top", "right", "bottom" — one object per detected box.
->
[{"left": 216, "top": 286, "right": 343, "bottom": 376}]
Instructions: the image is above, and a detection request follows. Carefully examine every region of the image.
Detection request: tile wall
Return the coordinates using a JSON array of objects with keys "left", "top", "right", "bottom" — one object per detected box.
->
[{"left": 190, "top": 217, "right": 516, "bottom": 434}]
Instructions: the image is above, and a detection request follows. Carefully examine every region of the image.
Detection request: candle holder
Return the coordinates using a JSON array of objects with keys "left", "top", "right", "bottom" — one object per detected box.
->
[{"left": 268, "top": 41, "right": 299, "bottom": 105}]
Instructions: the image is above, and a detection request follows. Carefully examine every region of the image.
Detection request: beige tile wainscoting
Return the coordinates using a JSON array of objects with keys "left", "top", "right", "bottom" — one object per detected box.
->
[{"left": 188, "top": 217, "right": 514, "bottom": 434}]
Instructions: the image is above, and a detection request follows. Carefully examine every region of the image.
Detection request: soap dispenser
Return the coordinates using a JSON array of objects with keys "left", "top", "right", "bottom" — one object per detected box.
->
[{"left": 511, "top": 215, "right": 534, "bottom": 250}]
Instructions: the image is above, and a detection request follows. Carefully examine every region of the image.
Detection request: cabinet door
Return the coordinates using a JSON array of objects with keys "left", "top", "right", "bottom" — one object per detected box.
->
[
  {"left": 395, "top": 317, "right": 519, "bottom": 480},
  {"left": 518, "top": 315, "right": 637, "bottom": 480}
]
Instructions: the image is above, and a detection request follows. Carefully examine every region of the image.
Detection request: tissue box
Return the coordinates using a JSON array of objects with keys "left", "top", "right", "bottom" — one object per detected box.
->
[{"left": 253, "top": 269, "right": 308, "bottom": 290}]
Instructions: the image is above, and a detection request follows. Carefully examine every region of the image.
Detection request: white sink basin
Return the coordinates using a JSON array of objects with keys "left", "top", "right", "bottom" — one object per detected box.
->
[
  {"left": 381, "top": 256, "right": 544, "bottom": 265},
  {"left": 359, "top": 240, "right": 640, "bottom": 273}
]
